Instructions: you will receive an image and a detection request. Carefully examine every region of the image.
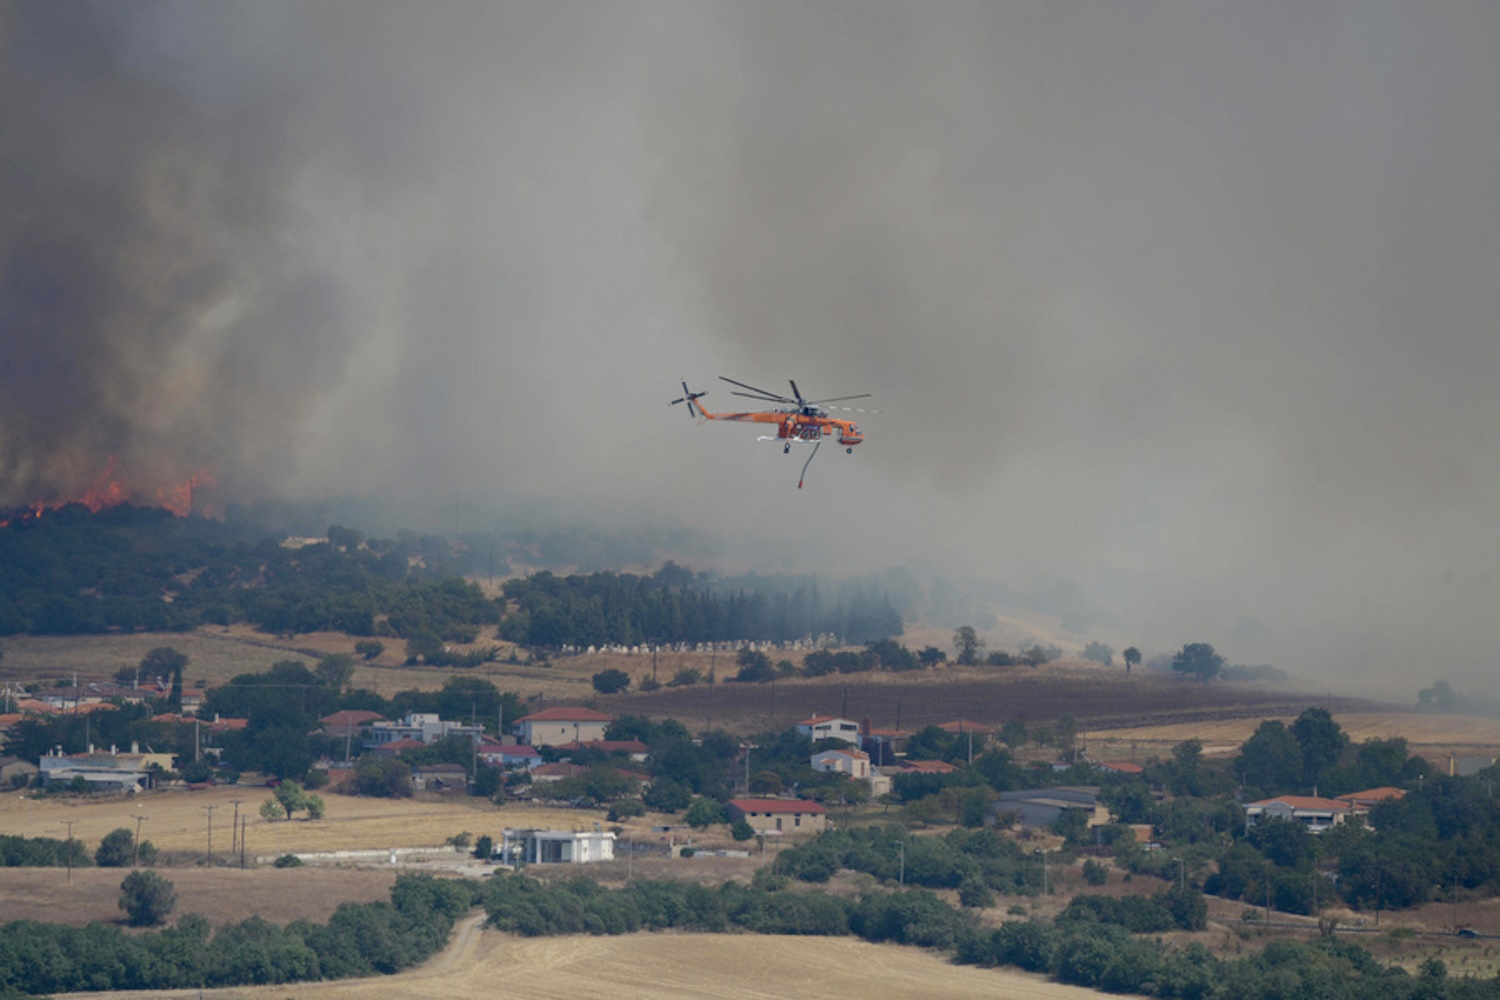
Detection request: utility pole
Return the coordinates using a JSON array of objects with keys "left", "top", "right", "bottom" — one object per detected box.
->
[
  {"left": 63, "top": 820, "right": 76, "bottom": 883},
  {"left": 133, "top": 814, "right": 148, "bottom": 867},
  {"left": 230, "top": 800, "right": 243, "bottom": 858},
  {"left": 204, "top": 805, "right": 215, "bottom": 864},
  {"left": 240, "top": 816, "right": 248, "bottom": 868}
]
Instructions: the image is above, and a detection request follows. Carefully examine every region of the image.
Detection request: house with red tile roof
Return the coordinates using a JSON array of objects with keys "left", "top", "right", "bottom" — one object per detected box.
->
[
  {"left": 939, "top": 720, "right": 993, "bottom": 736},
  {"left": 319, "top": 709, "right": 386, "bottom": 739},
  {"left": 1338, "top": 787, "right": 1406, "bottom": 809},
  {"left": 1244, "top": 795, "right": 1354, "bottom": 834},
  {"left": 1096, "top": 761, "right": 1145, "bottom": 775},
  {"left": 367, "top": 737, "right": 424, "bottom": 759},
  {"left": 514, "top": 707, "right": 613, "bottom": 747},
  {"left": 890, "top": 758, "right": 958, "bottom": 775},
  {"left": 726, "top": 797, "right": 827, "bottom": 834}
]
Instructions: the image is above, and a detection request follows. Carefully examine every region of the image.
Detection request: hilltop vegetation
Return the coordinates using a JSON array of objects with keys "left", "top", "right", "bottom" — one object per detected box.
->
[{"left": 0, "top": 505, "right": 903, "bottom": 650}]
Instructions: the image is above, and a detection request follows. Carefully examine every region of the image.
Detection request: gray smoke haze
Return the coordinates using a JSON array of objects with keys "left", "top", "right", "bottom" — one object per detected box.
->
[{"left": 2, "top": 2, "right": 1497, "bottom": 697}]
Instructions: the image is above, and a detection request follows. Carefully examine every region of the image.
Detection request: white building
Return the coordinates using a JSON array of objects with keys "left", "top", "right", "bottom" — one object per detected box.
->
[
  {"left": 513, "top": 707, "right": 613, "bottom": 748},
  {"left": 795, "top": 716, "right": 861, "bottom": 746},
  {"left": 365, "top": 713, "right": 483, "bottom": 748},
  {"left": 811, "top": 747, "right": 871, "bottom": 779},
  {"left": 501, "top": 827, "right": 615, "bottom": 865}
]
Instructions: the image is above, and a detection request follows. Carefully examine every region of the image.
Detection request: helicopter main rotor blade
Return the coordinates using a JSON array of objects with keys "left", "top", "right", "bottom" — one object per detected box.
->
[
  {"left": 806, "top": 393, "right": 873, "bottom": 405},
  {"left": 788, "top": 379, "right": 805, "bottom": 406},
  {"left": 719, "top": 376, "right": 793, "bottom": 403}
]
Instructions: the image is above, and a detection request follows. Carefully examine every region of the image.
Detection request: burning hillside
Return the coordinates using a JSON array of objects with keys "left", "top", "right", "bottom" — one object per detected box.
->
[{"left": 0, "top": 457, "right": 216, "bottom": 527}]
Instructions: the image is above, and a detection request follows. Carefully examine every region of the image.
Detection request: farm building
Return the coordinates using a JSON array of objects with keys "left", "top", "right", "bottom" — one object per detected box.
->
[
  {"left": 513, "top": 707, "right": 613, "bottom": 747},
  {"left": 991, "top": 786, "right": 1109, "bottom": 830},
  {"left": 726, "top": 797, "right": 827, "bottom": 834},
  {"left": 38, "top": 744, "right": 174, "bottom": 792},
  {"left": 501, "top": 827, "right": 615, "bottom": 865}
]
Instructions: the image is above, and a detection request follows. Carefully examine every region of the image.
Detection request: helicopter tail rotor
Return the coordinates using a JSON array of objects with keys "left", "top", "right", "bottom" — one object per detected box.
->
[{"left": 670, "top": 380, "right": 707, "bottom": 419}]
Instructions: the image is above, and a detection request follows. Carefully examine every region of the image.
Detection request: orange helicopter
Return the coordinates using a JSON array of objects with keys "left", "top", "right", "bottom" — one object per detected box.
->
[{"left": 671, "top": 377, "right": 874, "bottom": 488}]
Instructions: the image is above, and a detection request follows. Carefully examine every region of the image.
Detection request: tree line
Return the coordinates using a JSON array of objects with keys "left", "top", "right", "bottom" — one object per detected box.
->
[
  {"left": 0, "top": 508, "right": 902, "bottom": 649},
  {"left": 0, "top": 873, "right": 469, "bottom": 998},
  {"left": 499, "top": 565, "right": 902, "bottom": 648}
]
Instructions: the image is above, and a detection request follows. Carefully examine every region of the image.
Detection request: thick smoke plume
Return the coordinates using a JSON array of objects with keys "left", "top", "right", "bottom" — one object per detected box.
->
[{"left": 2, "top": 3, "right": 1498, "bottom": 695}]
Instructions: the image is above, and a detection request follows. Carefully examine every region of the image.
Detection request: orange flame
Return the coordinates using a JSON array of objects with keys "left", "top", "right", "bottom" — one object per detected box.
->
[
  {"left": 155, "top": 469, "right": 217, "bottom": 517},
  {"left": 1, "top": 458, "right": 217, "bottom": 526}
]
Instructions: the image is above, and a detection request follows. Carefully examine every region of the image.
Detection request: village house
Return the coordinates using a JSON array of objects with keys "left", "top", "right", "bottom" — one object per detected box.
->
[
  {"left": 1243, "top": 795, "right": 1354, "bottom": 834},
  {"left": 38, "top": 744, "right": 174, "bottom": 793},
  {"left": 513, "top": 707, "right": 613, "bottom": 748},
  {"left": 319, "top": 709, "right": 386, "bottom": 740},
  {"left": 813, "top": 747, "right": 891, "bottom": 797},
  {"left": 811, "top": 747, "right": 871, "bottom": 779},
  {"left": 726, "top": 797, "right": 827, "bottom": 834},
  {"left": 477, "top": 742, "right": 543, "bottom": 770},
  {"left": 365, "top": 712, "right": 483, "bottom": 749},
  {"left": 500, "top": 827, "right": 615, "bottom": 865},
  {"left": 795, "top": 715, "right": 861, "bottom": 746}
]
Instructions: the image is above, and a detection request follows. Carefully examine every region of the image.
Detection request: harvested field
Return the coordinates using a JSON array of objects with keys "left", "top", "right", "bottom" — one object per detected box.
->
[
  {"left": 0, "top": 866, "right": 396, "bottom": 926},
  {"left": 60, "top": 929, "right": 1117, "bottom": 1000},
  {"left": 0, "top": 785, "right": 650, "bottom": 860},
  {"left": 600, "top": 661, "right": 1385, "bottom": 736},
  {"left": 1086, "top": 711, "right": 1500, "bottom": 760}
]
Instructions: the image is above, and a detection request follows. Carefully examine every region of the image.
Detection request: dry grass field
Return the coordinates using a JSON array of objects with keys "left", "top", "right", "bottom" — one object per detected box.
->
[
  {"left": 59, "top": 928, "right": 1118, "bottom": 1000},
  {"left": 1085, "top": 711, "right": 1500, "bottom": 761},
  {"left": 0, "top": 785, "right": 648, "bottom": 859},
  {"left": 0, "top": 866, "right": 397, "bottom": 927}
]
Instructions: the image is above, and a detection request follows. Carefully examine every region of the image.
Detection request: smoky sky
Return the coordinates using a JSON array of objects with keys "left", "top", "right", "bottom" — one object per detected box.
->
[{"left": 3, "top": 1, "right": 1498, "bottom": 695}]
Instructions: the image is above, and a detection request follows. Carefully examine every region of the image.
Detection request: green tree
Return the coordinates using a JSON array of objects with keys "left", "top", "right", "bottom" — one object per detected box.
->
[
  {"left": 1171, "top": 642, "right": 1223, "bottom": 682},
  {"left": 355, "top": 757, "right": 414, "bottom": 798},
  {"left": 119, "top": 870, "right": 177, "bottom": 926},
  {"left": 1082, "top": 642, "right": 1113, "bottom": 666},
  {"left": 733, "top": 649, "right": 776, "bottom": 683},
  {"left": 355, "top": 639, "right": 385, "bottom": 660},
  {"left": 473, "top": 834, "right": 494, "bottom": 860},
  {"left": 952, "top": 626, "right": 984, "bottom": 666},
  {"left": 592, "top": 668, "right": 631, "bottom": 695},
  {"left": 1123, "top": 646, "right": 1141, "bottom": 673},
  {"left": 276, "top": 780, "right": 308, "bottom": 818},
  {"left": 684, "top": 797, "right": 726, "bottom": 828},
  {"left": 1235, "top": 721, "right": 1304, "bottom": 795},
  {"left": 1290, "top": 707, "right": 1349, "bottom": 789},
  {"left": 95, "top": 827, "right": 136, "bottom": 867},
  {"left": 314, "top": 654, "right": 356, "bottom": 692}
]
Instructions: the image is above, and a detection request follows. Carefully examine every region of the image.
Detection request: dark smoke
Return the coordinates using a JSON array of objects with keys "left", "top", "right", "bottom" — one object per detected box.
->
[{"left": 2, "top": 3, "right": 1498, "bottom": 698}]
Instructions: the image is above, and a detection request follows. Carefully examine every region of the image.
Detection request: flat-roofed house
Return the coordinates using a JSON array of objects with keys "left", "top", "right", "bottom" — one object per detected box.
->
[
  {"left": 501, "top": 827, "right": 615, "bottom": 865},
  {"left": 795, "top": 716, "right": 861, "bottom": 746}
]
